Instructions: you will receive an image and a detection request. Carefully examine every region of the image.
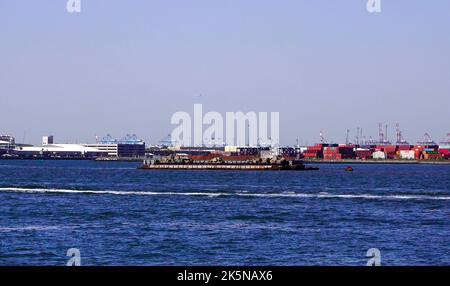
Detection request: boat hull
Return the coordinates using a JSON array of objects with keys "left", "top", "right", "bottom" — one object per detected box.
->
[{"left": 139, "top": 163, "right": 319, "bottom": 171}]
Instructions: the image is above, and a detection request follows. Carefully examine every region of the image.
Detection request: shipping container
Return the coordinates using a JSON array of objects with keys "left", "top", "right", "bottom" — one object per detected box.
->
[
  {"left": 400, "top": 150, "right": 415, "bottom": 160},
  {"left": 398, "top": 145, "right": 411, "bottom": 151},
  {"left": 386, "top": 152, "right": 398, "bottom": 160},
  {"left": 423, "top": 151, "right": 439, "bottom": 154},
  {"left": 423, "top": 153, "right": 441, "bottom": 160},
  {"left": 373, "top": 151, "right": 386, "bottom": 160}
]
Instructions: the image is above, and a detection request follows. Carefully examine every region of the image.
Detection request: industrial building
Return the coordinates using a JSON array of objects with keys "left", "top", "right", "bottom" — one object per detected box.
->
[
  {"left": 12, "top": 136, "right": 108, "bottom": 158},
  {"left": 0, "top": 135, "right": 15, "bottom": 156},
  {"left": 84, "top": 134, "right": 145, "bottom": 158},
  {"left": 15, "top": 144, "right": 108, "bottom": 159},
  {"left": 0, "top": 134, "right": 146, "bottom": 159},
  {"left": 42, "top": 135, "right": 54, "bottom": 145}
]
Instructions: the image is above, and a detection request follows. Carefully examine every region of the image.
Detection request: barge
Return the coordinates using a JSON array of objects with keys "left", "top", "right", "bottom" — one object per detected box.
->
[{"left": 139, "top": 159, "right": 319, "bottom": 171}]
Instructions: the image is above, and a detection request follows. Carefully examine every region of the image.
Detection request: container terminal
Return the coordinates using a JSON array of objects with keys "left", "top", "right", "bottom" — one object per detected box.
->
[{"left": 1, "top": 128, "right": 450, "bottom": 163}]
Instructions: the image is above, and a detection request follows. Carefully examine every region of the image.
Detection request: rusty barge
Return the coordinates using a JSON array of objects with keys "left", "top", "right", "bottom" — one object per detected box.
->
[{"left": 139, "top": 158, "right": 319, "bottom": 171}]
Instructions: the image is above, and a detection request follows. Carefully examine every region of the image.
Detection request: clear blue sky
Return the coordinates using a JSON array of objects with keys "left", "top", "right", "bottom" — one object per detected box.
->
[{"left": 1, "top": 0, "right": 449, "bottom": 145}]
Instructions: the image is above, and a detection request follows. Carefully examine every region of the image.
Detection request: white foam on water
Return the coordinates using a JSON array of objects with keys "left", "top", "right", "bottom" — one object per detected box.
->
[
  {"left": 0, "top": 187, "right": 449, "bottom": 201},
  {"left": 0, "top": 225, "right": 75, "bottom": 232}
]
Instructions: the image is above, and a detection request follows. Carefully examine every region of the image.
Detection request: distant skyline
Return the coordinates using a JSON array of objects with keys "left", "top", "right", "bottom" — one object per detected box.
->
[{"left": 1, "top": 1, "right": 449, "bottom": 145}]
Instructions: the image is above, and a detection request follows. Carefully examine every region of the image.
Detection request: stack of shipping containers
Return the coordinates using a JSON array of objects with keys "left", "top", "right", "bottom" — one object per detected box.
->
[
  {"left": 279, "top": 147, "right": 302, "bottom": 160},
  {"left": 355, "top": 148, "right": 373, "bottom": 160},
  {"left": 323, "top": 145, "right": 356, "bottom": 160},
  {"left": 422, "top": 145, "right": 440, "bottom": 160},
  {"left": 439, "top": 144, "right": 450, "bottom": 159},
  {"left": 303, "top": 144, "right": 324, "bottom": 159}
]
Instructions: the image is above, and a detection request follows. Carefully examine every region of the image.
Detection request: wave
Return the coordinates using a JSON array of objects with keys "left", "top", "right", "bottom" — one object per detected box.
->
[
  {"left": 0, "top": 187, "right": 449, "bottom": 201},
  {"left": 0, "top": 225, "right": 68, "bottom": 232}
]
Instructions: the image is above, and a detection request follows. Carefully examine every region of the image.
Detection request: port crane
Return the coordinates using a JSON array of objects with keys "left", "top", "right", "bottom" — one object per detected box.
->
[
  {"left": 319, "top": 130, "right": 327, "bottom": 144},
  {"left": 159, "top": 134, "right": 177, "bottom": 147},
  {"left": 354, "top": 127, "right": 364, "bottom": 145},
  {"left": 376, "top": 123, "right": 391, "bottom": 145},
  {"left": 395, "top": 123, "right": 408, "bottom": 145},
  {"left": 417, "top": 133, "right": 437, "bottom": 145},
  {"left": 355, "top": 127, "right": 360, "bottom": 145},
  {"left": 440, "top": 133, "right": 450, "bottom": 145},
  {"left": 99, "top": 134, "right": 118, "bottom": 144}
]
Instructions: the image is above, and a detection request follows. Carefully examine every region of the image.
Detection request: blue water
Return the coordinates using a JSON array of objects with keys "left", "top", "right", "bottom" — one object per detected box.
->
[{"left": 0, "top": 160, "right": 449, "bottom": 266}]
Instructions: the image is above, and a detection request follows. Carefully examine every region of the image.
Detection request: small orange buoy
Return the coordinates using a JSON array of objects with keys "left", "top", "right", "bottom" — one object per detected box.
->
[{"left": 345, "top": 166, "right": 354, "bottom": 172}]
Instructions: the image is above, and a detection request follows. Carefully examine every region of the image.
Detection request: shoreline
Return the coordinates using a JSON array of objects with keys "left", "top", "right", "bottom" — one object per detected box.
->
[
  {"left": 303, "top": 159, "right": 450, "bottom": 165},
  {"left": 1, "top": 157, "right": 450, "bottom": 165},
  {"left": 0, "top": 157, "right": 143, "bottom": 162}
]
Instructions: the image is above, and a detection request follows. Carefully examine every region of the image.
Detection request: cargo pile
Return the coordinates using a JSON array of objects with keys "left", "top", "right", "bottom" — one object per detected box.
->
[
  {"left": 323, "top": 145, "right": 355, "bottom": 160},
  {"left": 303, "top": 144, "right": 324, "bottom": 159},
  {"left": 144, "top": 142, "right": 450, "bottom": 163},
  {"left": 301, "top": 143, "right": 449, "bottom": 161}
]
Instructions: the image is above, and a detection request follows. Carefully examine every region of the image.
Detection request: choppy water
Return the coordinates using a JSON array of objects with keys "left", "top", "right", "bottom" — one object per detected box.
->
[{"left": 0, "top": 160, "right": 449, "bottom": 265}]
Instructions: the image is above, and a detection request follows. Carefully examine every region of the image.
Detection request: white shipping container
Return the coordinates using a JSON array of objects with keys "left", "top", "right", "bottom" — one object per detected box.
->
[
  {"left": 400, "top": 150, "right": 415, "bottom": 160},
  {"left": 372, "top": 151, "right": 386, "bottom": 160},
  {"left": 224, "top": 146, "right": 238, "bottom": 152}
]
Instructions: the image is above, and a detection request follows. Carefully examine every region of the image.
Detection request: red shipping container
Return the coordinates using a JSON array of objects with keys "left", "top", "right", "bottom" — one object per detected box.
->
[
  {"left": 398, "top": 145, "right": 411, "bottom": 151},
  {"left": 356, "top": 150, "right": 373, "bottom": 159}
]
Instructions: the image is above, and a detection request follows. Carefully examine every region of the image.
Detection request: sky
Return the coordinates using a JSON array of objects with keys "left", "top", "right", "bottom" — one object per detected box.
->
[{"left": 1, "top": 0, "right": 449, "bottom": 146}]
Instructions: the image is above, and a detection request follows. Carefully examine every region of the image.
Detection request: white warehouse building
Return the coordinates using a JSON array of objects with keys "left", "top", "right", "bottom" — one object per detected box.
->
[{"left": 15, "top": 137, "right": 108, "bottom": 158}]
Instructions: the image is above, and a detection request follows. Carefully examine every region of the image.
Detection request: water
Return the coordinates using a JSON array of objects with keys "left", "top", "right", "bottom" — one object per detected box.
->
[{"left": 0, "top": 160, "right": 449, "bottom": 266}]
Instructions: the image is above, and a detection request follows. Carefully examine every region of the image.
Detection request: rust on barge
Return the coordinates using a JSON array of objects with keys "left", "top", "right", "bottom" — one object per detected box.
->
[{"left": 139, "top": 157, "right": 319, "bottom": 171}]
